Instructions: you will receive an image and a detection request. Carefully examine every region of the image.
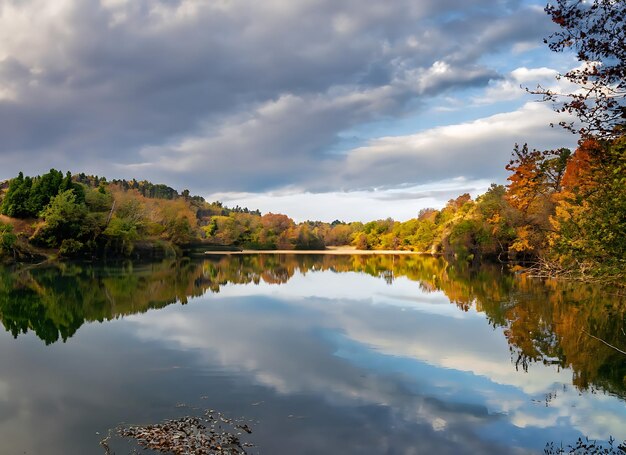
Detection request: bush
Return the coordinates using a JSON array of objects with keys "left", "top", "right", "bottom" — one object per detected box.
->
[
  {"left": 59, "top": 239, "right": 84, "bottom": 257},
  {"left": 0, "top": 223, "right": 16, "bottom": 254}
]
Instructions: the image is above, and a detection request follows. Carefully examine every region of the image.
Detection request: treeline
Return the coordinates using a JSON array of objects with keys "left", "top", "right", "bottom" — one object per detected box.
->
[
  {"left": 0, "top": 169, "right": 203, "bottom": 258},
  {"left": 1, "top": 170, "right": 85, "bottom": 218},
  {"left": 195, "top": 135, "right": 626, "bottom": 279},
  {"left": 0, "top": 135, "right": 624, "bottom": 281},
  {"left": 0, "top": 168, "right": 324, "bottom": 259}
]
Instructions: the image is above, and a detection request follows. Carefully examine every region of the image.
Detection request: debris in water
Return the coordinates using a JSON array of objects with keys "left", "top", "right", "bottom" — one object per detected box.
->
[{"left": 114, "top": 410, "right": 255, "bottom": 454}]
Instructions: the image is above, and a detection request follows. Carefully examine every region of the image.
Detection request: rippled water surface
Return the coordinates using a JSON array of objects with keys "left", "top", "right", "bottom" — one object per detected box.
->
[{"left": 0, "top": 254, "right": 625, "bottom": 454}]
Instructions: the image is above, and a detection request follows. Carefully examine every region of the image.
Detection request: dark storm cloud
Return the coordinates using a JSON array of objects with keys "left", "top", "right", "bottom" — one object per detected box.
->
[{"left": 0, "top": 0, "right": 557, "bottom": 192}]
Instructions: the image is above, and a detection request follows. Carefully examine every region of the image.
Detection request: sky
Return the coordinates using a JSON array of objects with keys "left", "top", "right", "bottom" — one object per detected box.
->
[{"left": 0, "top": 0, "right": 580, "bottom": 222}]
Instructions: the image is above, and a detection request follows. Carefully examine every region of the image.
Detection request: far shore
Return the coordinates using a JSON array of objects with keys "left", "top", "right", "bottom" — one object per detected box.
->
[{"left": 204, "top": 247, "right": 426, "bottom": 256}]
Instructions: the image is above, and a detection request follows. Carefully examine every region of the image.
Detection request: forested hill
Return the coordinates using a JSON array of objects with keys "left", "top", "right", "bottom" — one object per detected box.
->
[{"left": 0, "top": 136, "right": 624, "bottom": 283}]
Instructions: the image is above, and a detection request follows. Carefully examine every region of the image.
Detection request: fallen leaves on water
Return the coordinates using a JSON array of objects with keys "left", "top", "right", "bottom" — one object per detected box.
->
[{"left": 113, "top": 410, "right": 255, "bottom": 455}]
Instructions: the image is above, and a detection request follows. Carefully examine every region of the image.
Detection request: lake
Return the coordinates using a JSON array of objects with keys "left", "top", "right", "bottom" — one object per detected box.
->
[{"left": 0, "top": 254, "right": 624, "bottom": 454}]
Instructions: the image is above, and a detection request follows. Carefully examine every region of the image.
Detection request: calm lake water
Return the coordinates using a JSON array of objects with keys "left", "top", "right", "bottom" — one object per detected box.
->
[{"left": 0, "top": 254, "right": 625, "bottom": 454}]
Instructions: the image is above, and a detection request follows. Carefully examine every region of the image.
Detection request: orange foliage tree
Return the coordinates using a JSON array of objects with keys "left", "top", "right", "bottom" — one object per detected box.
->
[
  {"left": 549, "top": 137, "right": 626, "bottom": 277},
  {"left": 505, "top": 144, "right": 571, "bottom": 258}
]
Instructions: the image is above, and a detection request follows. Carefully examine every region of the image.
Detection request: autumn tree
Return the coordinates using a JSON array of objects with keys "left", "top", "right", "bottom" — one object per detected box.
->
[
  {"left": 505, "top": 144, "right": 570, "bottom": 212},
  {"left": 323, "top": 223, "right": 354, "bottom": 246},
  {"left": 258, "top": 213, "right": 296, "bottom": 249},
  {"left": 353, "top": 232, "right": 369, "bottom": 250},
  {"left": 408, "top": 220, "right": 437, "bottom": 253},
  {"left": 431, "top": 194, "right": 472, "bottom": 256},
  {"left": 505, "top": 144, "right": 571, "bottom": 257},
  {"left": 156, "top": 198, "right": 198, "bottom": 244},
  {"left": 358, "top": 218, "right": 396, "bottom": 250},
  {"left": 473, "top": 184, "right": 517, "bottom": 260},
  {"left": 293, "top": 223, "right": 325, "bottom": 250},
  {"left": 519, "top": 1, "right": 626, "bottom": 280},
  {"left": 549, "top": 137, "right": 626, "bottom": 277},
  {"left": 534, "top": 0, "right": 626, "bottom": 138},
  {"left": 204, "top": 215, "right": 242, "bottom": 245}
]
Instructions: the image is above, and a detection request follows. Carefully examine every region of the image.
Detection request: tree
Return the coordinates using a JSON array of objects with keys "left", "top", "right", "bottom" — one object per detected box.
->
[
  {"left": 294, "top": 224, "right": 325, "bottom": 250},
  {"left": 1, "top": 173, "right": 32, "bottom": 218},
  {"left": 533, "top": 0, "right": 626, "bottom": 138},
  {"left": 324, "top": 223, "right": 354, "bottom": 246},
  {"left": 549, "top": 137, "right": 626, "bottom": 277},
  {"left": 505, "top": 144, "right": 570, "bottom": 212},
  {"left": 505, "top": 144, "right": 571, "bottom": 257},
  {"left": 1, "top": 169, "right": 85, "bottom": 218},
  {"left": 27, "top": 169, "right": 64, "bottom": 215},
  {"left": 353, "top": 232, "right": 368, "bottom": 250},
  {"left": 408, "top": 219, "right": 436, "bottom": 252},
  {"left": 103, "top": 217, "right": 139, "bottom": 255},
  {"left": 32, "top": 190, "right": 88, "bottom": 247},
  {"left": 0, "top": 223, "right": 16, "bottom": 256},
  {"left": 258, "top": 213, "right": 295, "bottom": 249},
  {"left": 474, "top": 184, "right": 517, "bottom": 260}
]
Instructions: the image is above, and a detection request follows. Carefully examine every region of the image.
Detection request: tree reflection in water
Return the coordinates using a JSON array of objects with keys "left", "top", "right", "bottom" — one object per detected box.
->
[{"left": 0, "top": 254, "right": 624, "bottom": 398}]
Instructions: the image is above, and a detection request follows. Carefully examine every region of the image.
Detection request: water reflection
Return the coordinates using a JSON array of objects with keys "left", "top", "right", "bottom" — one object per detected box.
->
[
  {"left": 1, "top": 255, "right": 623, "bottom": 399},
  {"left": 0, "top": 254, "right": 624, "bottom": 453}
]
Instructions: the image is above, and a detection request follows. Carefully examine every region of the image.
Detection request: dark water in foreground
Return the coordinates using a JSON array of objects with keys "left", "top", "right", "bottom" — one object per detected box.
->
[{"left": 0, "top": 254, "right": 625, "bottom": 454}]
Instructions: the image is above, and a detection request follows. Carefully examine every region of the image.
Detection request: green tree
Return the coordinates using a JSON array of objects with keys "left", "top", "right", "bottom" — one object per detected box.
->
[
  {"left": 32, "top": 190, "right": 88, "bottom": 247},
  {"left": 27, "top": 169, "right": 64, "bottom": 215},
  {"left": 473, "top": 184, "right": 517, "bottom": 260},
  {"left": 1, "top": 173, "right": 34, "bottom": 218},
  {"left": 103, "top": 217, "right": 139, "bottom": 255},
  {"left": 0, "top": 223, "right": 16, "bottom": 256},
  {"left": 84, "top": 187, "right": 113, "bottom": 212}
]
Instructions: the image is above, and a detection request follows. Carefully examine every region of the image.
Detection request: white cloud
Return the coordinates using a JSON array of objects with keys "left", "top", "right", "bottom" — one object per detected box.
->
[
  {"left": 510, "top": 67, "right": 559, "bottom": 84},
  {"left": 336, "top": 101, "right": 576, "bottom": 189},
  {"left": 472, "top": 66, "right": 573, "bottom": 105},
  {"left": 210, "top": 178, "right": 492, "bottom": 222},
  {"left": 0, "top": 85, "right": 16, "bottom": 102}
]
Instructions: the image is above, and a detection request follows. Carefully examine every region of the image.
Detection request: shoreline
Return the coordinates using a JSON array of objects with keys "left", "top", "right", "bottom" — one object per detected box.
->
[{"left": 204, "top": 249, "right": 426, "bottom": 255}]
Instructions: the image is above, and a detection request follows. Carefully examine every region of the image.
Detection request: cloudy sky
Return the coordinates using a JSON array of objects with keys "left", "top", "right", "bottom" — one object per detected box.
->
[{"left": 0, "top": 0, "right": 579, "bottom": 221}]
